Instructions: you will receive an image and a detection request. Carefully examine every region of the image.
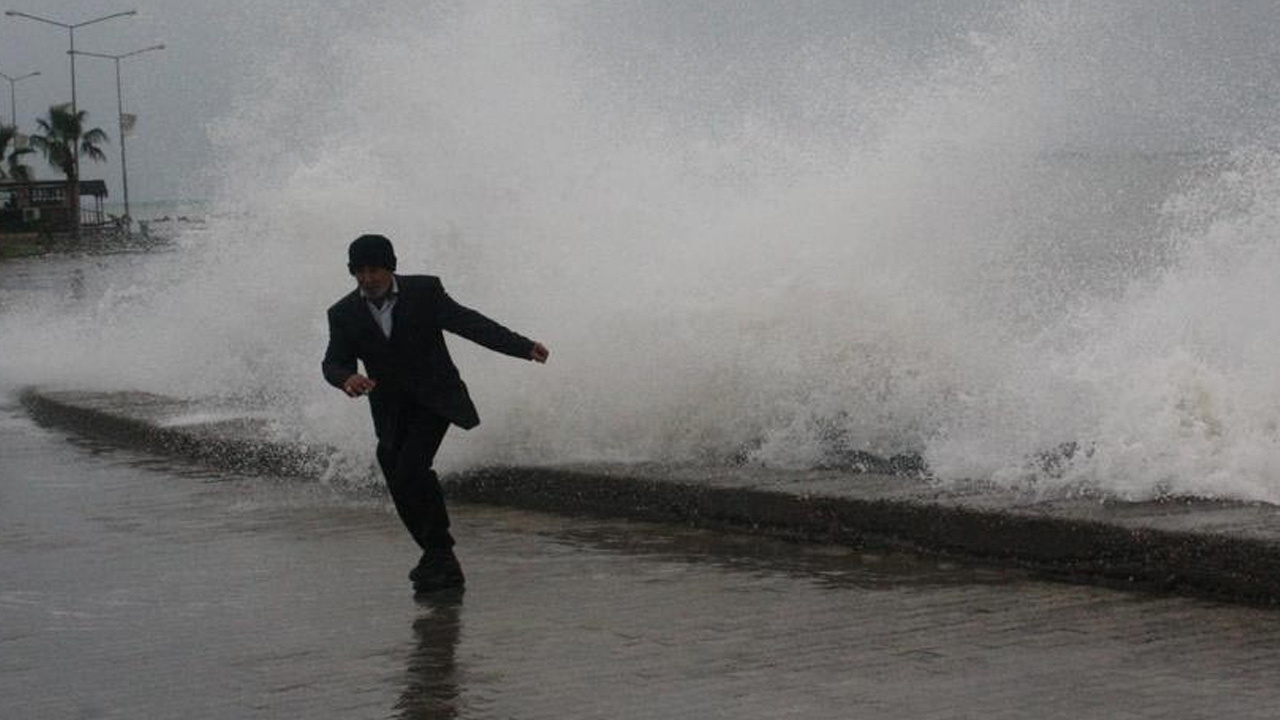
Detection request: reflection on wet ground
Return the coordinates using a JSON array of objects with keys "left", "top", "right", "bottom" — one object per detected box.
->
[
  {"left": 546, "top": 518, "right": 1023, "bottom": 594},
  {"left": 7, "top": 402, "right": 1280, "bottom": 719},
  {"left": 399, "top": 593, "right": 464, "bottom": 719}
]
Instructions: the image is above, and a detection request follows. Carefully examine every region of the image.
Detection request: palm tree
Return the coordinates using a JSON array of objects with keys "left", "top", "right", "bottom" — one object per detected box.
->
[
  {"left": 0, "top": 125, "right": 34, "bottom": 182},
  {"left": 29, "top": 104, "right": 109, "bottom": 234}
]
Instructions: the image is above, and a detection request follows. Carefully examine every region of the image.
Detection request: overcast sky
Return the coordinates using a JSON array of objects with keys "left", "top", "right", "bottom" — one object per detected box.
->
[
  {"left": 0, "top": 1, "right": 990, "bottom": 205},
  {"left": 0, "top": 0, "right": 338, "bottom": 203},
  {"left": 3, "top": 1, "right": 1279, "bottom": 206}
]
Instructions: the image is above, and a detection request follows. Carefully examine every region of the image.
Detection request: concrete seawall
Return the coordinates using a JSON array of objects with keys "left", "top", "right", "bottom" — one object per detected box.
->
[{"left": 21, "top": 387, "right": 1280, "bottom": 604}]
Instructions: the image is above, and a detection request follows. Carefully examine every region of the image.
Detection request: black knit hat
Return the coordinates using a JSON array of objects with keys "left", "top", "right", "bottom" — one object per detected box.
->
[{"left": 347, "top": 234, "right": 397, "bottom": 274}]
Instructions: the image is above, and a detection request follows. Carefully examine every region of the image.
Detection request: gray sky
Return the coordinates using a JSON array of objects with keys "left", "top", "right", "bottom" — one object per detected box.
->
[
  {"left": 3, "top": 1, "right": 1280, "bottom": 205},
  {"left": 0, "top": 0, "right": 328, "bottom": 203},
  {"left": 0, "top": 1, "right": 993, "bottom": 204}
]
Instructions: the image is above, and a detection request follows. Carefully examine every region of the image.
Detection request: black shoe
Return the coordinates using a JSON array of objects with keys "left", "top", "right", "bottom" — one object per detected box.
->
[
  {"left": 412, "top": 548, "right": 465, "bottom": 594},
  {"left": 409, "top": 552, "right": 429, "bottom": 583}
]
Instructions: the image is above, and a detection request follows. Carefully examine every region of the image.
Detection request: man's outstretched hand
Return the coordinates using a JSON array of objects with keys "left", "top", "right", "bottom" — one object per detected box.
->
[
  {"left": 342, "top": 374, "right": 377, "bottom": 397},
  {"left": 531, "top": 342, "right": 550, "bottom": 364}
]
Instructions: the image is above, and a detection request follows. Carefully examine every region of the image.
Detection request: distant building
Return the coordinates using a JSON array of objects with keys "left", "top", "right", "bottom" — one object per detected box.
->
[{"left": 0, "top": 179, "right": 112, "bottom": 235}]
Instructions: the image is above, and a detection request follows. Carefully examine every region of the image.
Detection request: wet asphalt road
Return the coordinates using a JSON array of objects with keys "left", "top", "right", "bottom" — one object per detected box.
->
[{"left": 5, "top": 402, "right": 1280, "bottom": 719}]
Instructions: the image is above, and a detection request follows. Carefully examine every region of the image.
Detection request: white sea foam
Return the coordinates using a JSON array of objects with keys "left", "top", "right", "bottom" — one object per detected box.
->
[{"left": 4, "top": 1, "right": 1280, "bottom": 500}]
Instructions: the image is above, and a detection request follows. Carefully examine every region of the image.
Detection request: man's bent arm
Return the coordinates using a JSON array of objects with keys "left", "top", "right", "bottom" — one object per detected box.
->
[
  {"left": 322, "top": 309, "right": 359, "bottom": 389},
  {"left": 434, "top": 283, "right": 537, "bottom": 360}
]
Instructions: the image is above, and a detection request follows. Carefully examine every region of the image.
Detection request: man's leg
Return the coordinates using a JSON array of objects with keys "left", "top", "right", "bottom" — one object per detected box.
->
[{"left": 383, "top": 406, "right": 453, "bottom": 550}]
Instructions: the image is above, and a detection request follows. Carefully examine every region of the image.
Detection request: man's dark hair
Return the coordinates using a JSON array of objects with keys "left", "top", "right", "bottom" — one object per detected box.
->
[{"left": 348, "top": 234, "right": 397, "bottom": 274}]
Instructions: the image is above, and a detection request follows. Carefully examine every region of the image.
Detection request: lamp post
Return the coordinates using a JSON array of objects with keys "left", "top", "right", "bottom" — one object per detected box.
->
[
  {"left": 0, "top": 70, "right": 40, "bottom": 128},
  {"left": 69, "top": 45, "right": 163, "bottom": 228},
  {"left": 5, "top": 9, "right": 136, "bottom": 238}
]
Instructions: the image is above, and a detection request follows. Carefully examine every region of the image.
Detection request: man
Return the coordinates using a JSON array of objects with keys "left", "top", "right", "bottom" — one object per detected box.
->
[{"left": 322, "top": 234, "right": 549, "bottom": 595}]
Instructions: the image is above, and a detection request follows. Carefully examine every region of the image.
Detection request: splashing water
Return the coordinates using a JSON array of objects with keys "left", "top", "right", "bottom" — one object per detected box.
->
[{"left": 5, "top": 1, "right": 1280, "bottom": 500}]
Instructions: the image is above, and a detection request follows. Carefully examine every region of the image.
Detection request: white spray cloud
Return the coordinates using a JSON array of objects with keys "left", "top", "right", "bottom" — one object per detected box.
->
[{"left": 6, "top": 1, "right": 1280, "bottom": 501}]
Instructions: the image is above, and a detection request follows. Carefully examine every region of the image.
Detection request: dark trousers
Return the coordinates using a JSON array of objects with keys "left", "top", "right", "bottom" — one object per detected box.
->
[{"left": 374, "top": 400, "right": 454, "bottom": 550}]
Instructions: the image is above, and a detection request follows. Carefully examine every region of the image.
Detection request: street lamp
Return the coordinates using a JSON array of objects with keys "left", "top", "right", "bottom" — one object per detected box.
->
[
  {"left": 69, "top": 45, "right": 163, "bottom": 228},
  {"left": 0, "top": 70, "right": 40, "bottom": 128},
  {"left": 5, "top": 10, "right": 136, "bottom": 117},
  {"left": 5, "top": 9, "right": 136, "bottom": 238}
]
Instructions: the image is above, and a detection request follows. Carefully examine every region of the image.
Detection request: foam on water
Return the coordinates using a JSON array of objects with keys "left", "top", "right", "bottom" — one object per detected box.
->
[{"left": 4, "top": 1, "right": 1280, "bottom": 499}]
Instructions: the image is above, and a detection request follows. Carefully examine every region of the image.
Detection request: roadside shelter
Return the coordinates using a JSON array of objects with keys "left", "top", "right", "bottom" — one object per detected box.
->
[{"left": 0, "top": 179, "right": 111, "bottom": 234}]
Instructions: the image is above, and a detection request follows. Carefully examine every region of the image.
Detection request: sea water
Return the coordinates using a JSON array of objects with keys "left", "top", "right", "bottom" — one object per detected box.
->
[{"left": 3, "top": 1, "right": 1280, "bottom": 501}]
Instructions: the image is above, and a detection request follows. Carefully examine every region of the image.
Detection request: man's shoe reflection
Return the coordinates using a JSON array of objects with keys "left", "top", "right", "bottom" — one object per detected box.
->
[{"left": 395, "top": 591, "right": 464, "bottom": 718}]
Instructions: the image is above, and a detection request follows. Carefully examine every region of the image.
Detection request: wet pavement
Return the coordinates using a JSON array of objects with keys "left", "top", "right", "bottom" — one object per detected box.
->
[
  {"left": 25, "top": 387, "right": 1280, "bottom": 603},
  {"left": 7, "top": 402, "right": 1280, "bottom": 718}
]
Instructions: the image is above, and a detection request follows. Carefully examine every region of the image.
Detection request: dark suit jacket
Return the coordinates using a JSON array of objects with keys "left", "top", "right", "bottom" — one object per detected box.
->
[{"left": 322, "top": 274, "right": 535, "bottom": 431}]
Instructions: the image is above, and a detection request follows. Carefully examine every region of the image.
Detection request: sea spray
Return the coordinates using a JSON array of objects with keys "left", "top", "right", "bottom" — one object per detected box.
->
[{"left": 4, "top": 1, "right": 1280, "bottom": 500}]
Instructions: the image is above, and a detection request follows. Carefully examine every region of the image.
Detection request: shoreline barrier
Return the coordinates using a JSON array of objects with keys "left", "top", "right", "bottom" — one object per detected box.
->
[{"left": 21, "top": 387, "right": 1280, "bottom": 605}]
